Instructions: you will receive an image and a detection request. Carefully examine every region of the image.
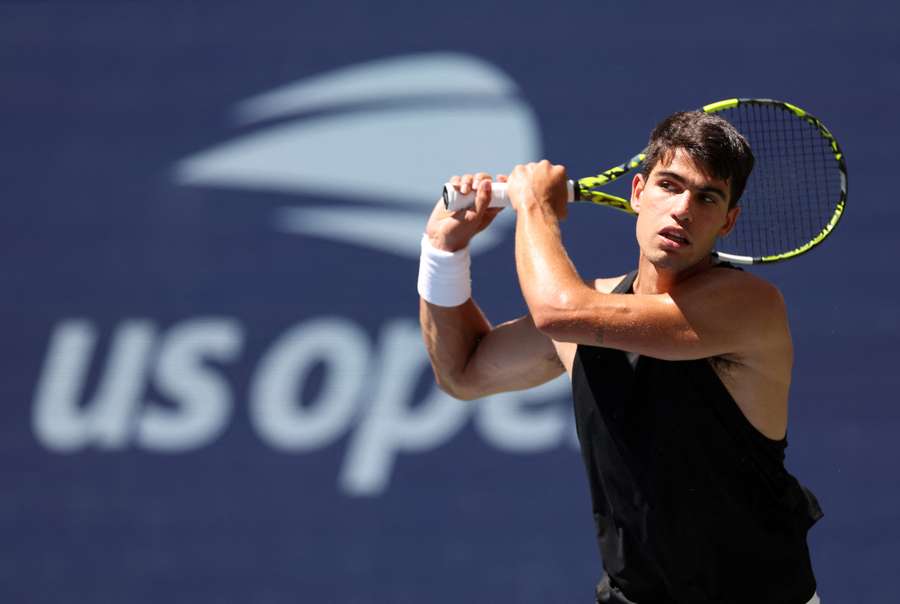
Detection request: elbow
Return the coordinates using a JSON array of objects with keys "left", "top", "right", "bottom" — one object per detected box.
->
[
  {"left": 531, "top": 310, "right": 559, "bottom": 336},
  {"left": 433, "top": 372, "right": 480, "bottom": 401},
  {"left": 530, "top": 289, "right": 582, "bottom": 337}
]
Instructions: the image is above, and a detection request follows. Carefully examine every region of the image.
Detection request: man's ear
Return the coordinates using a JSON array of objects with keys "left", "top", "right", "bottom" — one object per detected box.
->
[
  {"left": 719, "top": 205, "right": 741, "bottom": 237},
  {"left": 630, "top": 173, "right": 646, "bottom": 213}
]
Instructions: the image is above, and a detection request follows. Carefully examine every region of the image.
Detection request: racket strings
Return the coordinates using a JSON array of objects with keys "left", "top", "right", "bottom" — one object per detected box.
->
[{"left": 720, "top": 103, "right": 842, "bottom": 259}]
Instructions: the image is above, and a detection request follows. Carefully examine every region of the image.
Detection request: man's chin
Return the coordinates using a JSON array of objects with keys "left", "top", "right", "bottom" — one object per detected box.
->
[{"left": 643, "top": 249, "right": 710, "bottom": 273}]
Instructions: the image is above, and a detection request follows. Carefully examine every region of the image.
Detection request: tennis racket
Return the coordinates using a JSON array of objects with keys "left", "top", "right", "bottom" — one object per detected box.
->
[{"left": 442, "top": 98, "right": 847, "bottom": 265}]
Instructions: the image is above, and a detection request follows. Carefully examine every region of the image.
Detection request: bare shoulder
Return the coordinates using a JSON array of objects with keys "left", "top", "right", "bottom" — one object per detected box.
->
[
  {"left": 684, "top": 267, "right": 792, "bottom": 370},
  {"left": 675, "top": 266, "right": 788, "bottom": 323}
]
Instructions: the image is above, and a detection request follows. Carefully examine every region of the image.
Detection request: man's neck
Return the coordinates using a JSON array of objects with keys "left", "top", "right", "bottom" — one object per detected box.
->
[{"left": 633, "top": 253, "right": 714, "bottom": 295}]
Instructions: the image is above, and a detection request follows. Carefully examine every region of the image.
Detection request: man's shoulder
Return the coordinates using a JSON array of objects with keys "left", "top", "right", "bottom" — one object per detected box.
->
[
  {"left": 686, "top": 267, "right": 792, "bottom": 357},
  {"left": 696, "top": 265, "right": 785, "bottom": 305}
]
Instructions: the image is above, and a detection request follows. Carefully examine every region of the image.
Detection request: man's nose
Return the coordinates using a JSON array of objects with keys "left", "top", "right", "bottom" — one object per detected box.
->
[{"left": 671, "top": 190, "right": 693, "bottom": 222}]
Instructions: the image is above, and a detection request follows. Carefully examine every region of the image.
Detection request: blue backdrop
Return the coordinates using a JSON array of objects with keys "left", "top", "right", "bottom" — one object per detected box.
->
[{"left": 3, "top": 2, "right": 898, "bottom": 602}]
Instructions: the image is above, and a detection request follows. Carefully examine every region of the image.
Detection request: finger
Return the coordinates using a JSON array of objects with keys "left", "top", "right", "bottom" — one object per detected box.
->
[
  {"left": 496, "top": 174, "right": 508, "bottom": 183},
  {"left": 472, "top": 172, "right": 491, "bottom": 192},
  {"left": 472, "top": 179, "right": 493, "bottom": 215},
  {"left": 459, "top": 174, "right": 475, "bottom": 195}
]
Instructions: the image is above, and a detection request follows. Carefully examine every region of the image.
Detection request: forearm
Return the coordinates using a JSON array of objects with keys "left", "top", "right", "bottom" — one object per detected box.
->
[
  {"left": 419, "top": 297, "right": 492, "bottom": 398},
  {"left": 514, "top": 201, "right": 642, "bottom": 349},
  {"left": 515, "top": 202, "right": 592, "bottom": 327}
]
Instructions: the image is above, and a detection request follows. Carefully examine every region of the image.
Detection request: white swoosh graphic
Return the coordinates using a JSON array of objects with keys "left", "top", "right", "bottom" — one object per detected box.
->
[
  {"left": 173, "top": 52, "right": 541, "bottom": 258},
  {"left": 235, "top": 52, "right": 518, "bottom": 124}
]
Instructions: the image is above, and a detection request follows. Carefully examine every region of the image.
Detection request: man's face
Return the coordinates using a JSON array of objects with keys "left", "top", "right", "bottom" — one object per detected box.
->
[{"left": 630, "top": 148, "right": 740, "bottom": 272}]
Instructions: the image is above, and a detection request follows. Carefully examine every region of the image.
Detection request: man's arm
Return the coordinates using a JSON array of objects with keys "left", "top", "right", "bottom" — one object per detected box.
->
[
  {"left": 506, "top": 161, "right": 790, "bottom": 363},
  {"left": 420, "top": 301, "right": 563, "bottom": 400},
  {"left": 418, "top": 174, "right": 564, "bottom": 401}
]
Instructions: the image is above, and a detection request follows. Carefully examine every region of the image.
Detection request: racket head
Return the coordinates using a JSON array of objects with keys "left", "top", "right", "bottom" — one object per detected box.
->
[{"left": 702, "top": 98, "right": 847, "bottom": 264}]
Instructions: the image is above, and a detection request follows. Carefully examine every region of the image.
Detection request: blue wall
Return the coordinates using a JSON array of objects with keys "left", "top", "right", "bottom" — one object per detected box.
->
[{"left": 2, "top": 2, "right": 898, "bottom": 602}]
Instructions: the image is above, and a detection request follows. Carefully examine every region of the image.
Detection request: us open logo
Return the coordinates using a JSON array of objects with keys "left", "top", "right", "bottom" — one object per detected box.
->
[{"left": 32, "top": 53, "right": 576, "bottom": 497}]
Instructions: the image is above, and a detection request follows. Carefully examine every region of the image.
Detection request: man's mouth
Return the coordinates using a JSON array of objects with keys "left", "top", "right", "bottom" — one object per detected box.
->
[{"left": 659, "top": 228, "right": 690, "bottom": 245}]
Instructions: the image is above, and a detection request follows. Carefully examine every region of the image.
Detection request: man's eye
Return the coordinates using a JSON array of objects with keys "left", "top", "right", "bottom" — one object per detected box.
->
[{"left": 659, "top": 180, "right": 673, "bottom": 190}]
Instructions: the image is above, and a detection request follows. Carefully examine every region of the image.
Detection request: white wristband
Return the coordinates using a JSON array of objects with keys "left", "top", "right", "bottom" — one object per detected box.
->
[{"left": 417, "top": 234, "right": 471, "bottom": 307}]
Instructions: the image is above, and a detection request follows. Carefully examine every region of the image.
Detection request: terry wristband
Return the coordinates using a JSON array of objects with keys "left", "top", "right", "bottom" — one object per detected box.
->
[{"left": 417, "top": 234, "right": 471, "bottom": 307}]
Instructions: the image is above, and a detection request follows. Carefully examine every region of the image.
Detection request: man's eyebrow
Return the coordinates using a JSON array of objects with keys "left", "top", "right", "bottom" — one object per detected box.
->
[{"left": 655, "top": 170, "right": 728, "bottom": 201}]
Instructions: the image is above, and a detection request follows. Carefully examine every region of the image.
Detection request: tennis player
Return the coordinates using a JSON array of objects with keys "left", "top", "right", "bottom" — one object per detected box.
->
[{"left": 418, "top": 112, "right": 822, "bottom": 604}]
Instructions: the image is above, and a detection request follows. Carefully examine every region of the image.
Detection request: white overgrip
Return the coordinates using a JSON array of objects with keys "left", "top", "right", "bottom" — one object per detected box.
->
[
  {"left": 442, "top": 182, "right": 509, "bottom": 211},
  {"left": 442, "top": 180, "right": 576, "bottom": 212}
]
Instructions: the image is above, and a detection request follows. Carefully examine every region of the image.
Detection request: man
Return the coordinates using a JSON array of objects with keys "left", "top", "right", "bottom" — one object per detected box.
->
[{"left": 417, "top": 112, "right": 822, "bottom": 603}]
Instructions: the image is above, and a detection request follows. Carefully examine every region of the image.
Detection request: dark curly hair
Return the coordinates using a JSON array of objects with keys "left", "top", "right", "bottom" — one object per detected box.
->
[{"left": 640, "top": 111, "right": 754, "bottom": 208}]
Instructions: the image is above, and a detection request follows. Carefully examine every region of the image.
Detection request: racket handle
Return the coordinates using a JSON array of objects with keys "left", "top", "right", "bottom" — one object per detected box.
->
[{"left": 442, "top": 180, "right": 576, "bottom": 211}]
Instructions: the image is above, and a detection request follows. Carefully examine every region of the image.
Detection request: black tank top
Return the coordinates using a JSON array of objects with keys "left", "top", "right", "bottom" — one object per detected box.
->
[{"left": 572, "top": 269, "right": 822, "bottom": 604}]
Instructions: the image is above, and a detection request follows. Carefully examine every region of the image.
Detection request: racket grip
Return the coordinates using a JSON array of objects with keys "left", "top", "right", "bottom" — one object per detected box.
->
[{"left": 442, "top": 180, "right": 576, "bottom": 211}]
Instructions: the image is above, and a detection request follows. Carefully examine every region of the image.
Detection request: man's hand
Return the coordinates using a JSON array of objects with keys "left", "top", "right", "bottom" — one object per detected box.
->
[
  {"left": 506, "top": 160, "right": 569, "bottom": 220},
  {"left": 425, "top": 172, "right": 505, "bottom": 252}
]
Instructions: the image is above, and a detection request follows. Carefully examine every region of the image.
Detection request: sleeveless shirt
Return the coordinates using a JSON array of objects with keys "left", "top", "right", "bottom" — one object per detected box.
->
[{"left": 572, "top": 269, "right": 822, "bottom": 604}]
